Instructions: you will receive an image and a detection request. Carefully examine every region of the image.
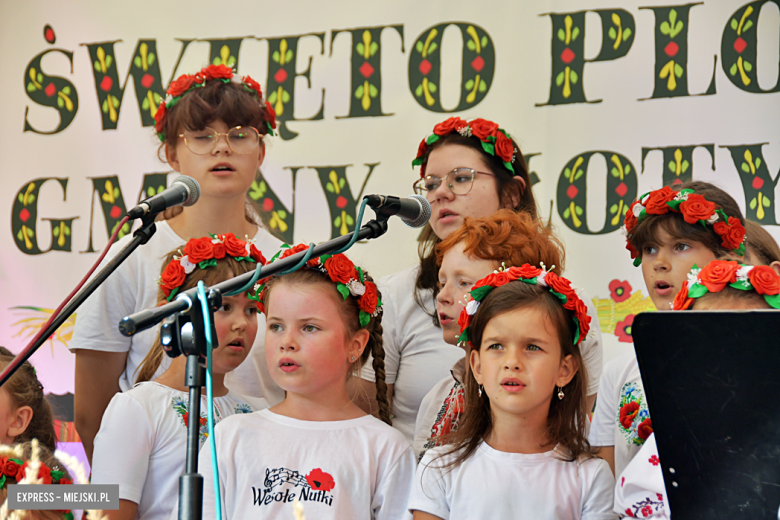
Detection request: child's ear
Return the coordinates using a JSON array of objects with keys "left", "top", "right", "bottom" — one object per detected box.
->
[
  {"left": 771, "top": 261, "right": 780, "bottom": 276},
  {"left": 347, "top": 328, "right": 370, "bottom": 363},
  {"left": 469, "top": 349, "right": 483, "bottom": 385},
  {"left": 556, "top": 354, "right": 578, "bottom": 388},
  {"left": 256, "top": 141, "right": 266, "bottom": 169},
  {"left": 6, "top": 405, "right": 33, "bottom": 441},
  {"left": 501, "top": 177, "right": 524, "bottom": 209},
  {"left": 165, "top": 143, "right": 181, "bottom": 173}
]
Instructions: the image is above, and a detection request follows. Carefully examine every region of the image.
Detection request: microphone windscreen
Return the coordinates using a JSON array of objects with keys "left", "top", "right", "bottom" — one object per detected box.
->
[
  {"left": 403, "top": 194, "right": 431, "bottom": 228},
  {"left": 173, "top": 175, "right": 201, "bottom": 207}
]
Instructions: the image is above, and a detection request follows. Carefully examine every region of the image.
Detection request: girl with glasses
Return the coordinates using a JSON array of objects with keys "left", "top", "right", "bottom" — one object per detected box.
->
[
  {"left": 70, "top": 65, "right": 283, "bottom": 462},
  {"left": 354, "top": 117, "right": 603, "bottom": 444}
]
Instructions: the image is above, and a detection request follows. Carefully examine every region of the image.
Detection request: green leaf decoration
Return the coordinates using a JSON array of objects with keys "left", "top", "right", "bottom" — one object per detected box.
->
[
  {"left": 272, "top": 50, "right": 280, "bottom": 63},
  {"left": 465, "top": 79, "right": 474, "bottom": 90},
  {"left": 326, "top": 183, "right": 335, "bottom": 193},
  {"left": 609, "top": 27, "right": 617, "bottom": 40},
  {"left": 369, "top": 42, "right": 378, "bottom": 56},
  {"left": 199, "top": 258, "right": 218, "bottom": 269},
  {"left": 37, "top": 73, "right": 43, "bottom": 83},
  {"left": 481, "top": 36, "right": 488, "bottom": 48},
  {"left": 550, "top": 290, "right": 566, "bottom": 304},
  {"left": 660, "top": 21, "right": 671, "bottom": 35},
  {"left": 369, "top": 84, "right": 378, "bottom": 97},
  {"left": 147, "top": 187, "right": 155, "bottom": 197},
  {"left": 428, "top": 42, "right": 438, "bottom": 54},
  {"left": 478, "top": 80, "right": 487, "bottom": 93},
  {"left": 688, "top": 284, "right": 709, "bottom": 298},
  {"left": 268, "top": 91, "right": 277, "bottom": 104},
  {"left": 744, "top": 61, "right": 753, "bottom": 72},
  {"left": 334, "top": 215, "right": 341, "bottom": 227},
  {"left": 481, "top": 141, "right": 494, "bottom": 155},
  {"left": 53, "top": 227, "right": 59, "bottom": 237},
  {"left": 94, "top": 61, "right": 101, "bottom": 72},
  {"left": 471, "top": 285, "right": 493, "bottom": 301},
  {"left": 610, "top": 204, "right": 618, "bottom": 214},
  {"left": 575, "top": 205, "right": 583, "bottom": 216},
  {"left": 355, "top": 85, "right": 364, "bottom": 98},
  {"left": 556, "top": 71, "right": 565, "bottom": 87},
  {"left": 674, "top": 64, "right": 684, "bottom": 78},
  {"left": 730, "top": 63, "right": 738, "bottom": 76},
  {"left": 572, "top": 27, "right": 580, "bottom": 41},
  {"left": 504, "top": 161, "right": 514, "bottom": 173},
  {"left": 134, "top": 56, "right": 142, "bottom": 68},
  {"left": 429, "top": 82, "right": 437, "bottom": 93},
  {"left": 756, "top": 158, "right": 762, "bottom": 169},
  {"left": 16, "top": 230, "right": 22, "bottom": 241},
  {"left": 28, "top": 194, "right": 35, "bottom": 204},
  {"left": 415, "top": 84, "right": 423, "bottom": 97},
  {"left": 346, "top": 214, "right": 355, "bottom": 225},
  {"left": 282, "top": 90, "right": 291, "bottom": 103},
  {"left": 26, "top": 82, "right": 36, "bottom": 92},
  {"left": 278, "top": 209, "right": 287, "bottom": 219},
  {"left": 57, "top": 97, "right": 64, "bottom": 108},
  {"left": 142, "top": 97, "right": 149, "bottom": 110},
  {"left": 668, "top": 160, "right": 677, "bottom": 172},
  {"left": 426, "top": 134, "right": 440, "bottom": 146},
  {"left": 743, "top": 20, "right": 753, "bottom": 32},
  {"left": 106, "top": 55, "right": 113, "bottom": 68},
  {"left": 557, "top": 28, "right": 566, "bottom": 41},
  {"left": 625, "top": 164, "right": 632, "bottom": 174},
  {"left": 610, "top": 167, "right": 620, "bottom": 178},
  {"left": 285, "top": 49, "right": 294, "bottom": 62},
  {"left": 227, "top": 56, "right": 236, "bottom": 67},
  {"left": 112, "top": 96, "right": 120, "bottom": 108},
  {"left": 741, "top": 163, "right": 750, "bottom": 173},
  {"left": 729, "top": 280, "right": 752, "bottom": 290},
  {"left": 563, "top": 207, "right": 571, "bottom": 219},
  {"left": 763, "top": 196, "right": 771, "bottom": 207},
  {"left": 764, "top": 294, "right": 780, "bottom": 309},
  {"left": 458, "top": 329, "right": 469, "bottom": 345},
  {"left": 356, "top": 42, "right": 365, "bottom": 55},
  {"left": 336, "top": 283, "right": 350, "bottom": 300},
  {"left": 623, "top": 28, "right": 632, "bottom": 41},
  {"left": 750, "top": 197, "right": 758, "bottom": 210},
  {"left": 212, "top": 57, "right": 221, "bottom": 65},
  {"left": 730, "top": 18, "right": 738, "bottom": 31},
  {"left": 102, "top": 99, "right": 108, "bottom": 113},
  {"left": 339, "top": 178, "right": 345, "bottom": 188},
  {"left": 681, "top": 160, "right": 690, "bottom": 173},
  {"left": 17, "top": 193, "right": 23, "bottom": 203},
  {"left": 466, "top": 40, "right": 476, "bottom": 51},
  {"left": 574, "top": 169, "right": 584, "bottom": 180},
  {"left": 148, "top": 53, "right": 155, "bottom": 66},
  {"left": 63, "top": 86, "right": 71, "bottom": 95},
  {"left": 359, "top": 310, "right": 370, "bottom": 328},
  {"left": 570, "top": 70, "right": 579, "bottom": 84},
  {"left": 415, "top": 41, "right": 424, "bottom": 53}
]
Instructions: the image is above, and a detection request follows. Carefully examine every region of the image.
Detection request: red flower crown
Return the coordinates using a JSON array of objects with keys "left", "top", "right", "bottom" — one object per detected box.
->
[
  {"left": 250, "top": 243, "right": 382, "bottom": 328},
  {"left": 673, "top": 260, "right": 780, "bottom": 310},
  {"left": 153, "top": 64, "right": 277, "bottom": 142},
  {"left": 412, "top": 117, "right": 518, "bottom": 178},
  {"left": 0, "top": 455, "right": 74, "bottom": 520},
  {"left": 624, "top": 187, "right": 746, "bottom": 266},
  {"left": 158, "top": 233, "right": 267, "bottom": 302},
  {"left": 457, "top": 263, "right": 591, "bottom": 349}
]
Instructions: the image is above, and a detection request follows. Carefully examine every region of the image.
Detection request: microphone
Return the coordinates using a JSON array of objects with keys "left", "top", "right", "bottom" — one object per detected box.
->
[
  {"left": 365, "top": 194, "right": 431, "bottom": 228},
  {"left": 126, "top": 176, "right": 200, "bottom": 220}
]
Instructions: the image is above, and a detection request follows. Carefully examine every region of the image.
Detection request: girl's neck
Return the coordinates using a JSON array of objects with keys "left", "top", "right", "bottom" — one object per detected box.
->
[
  {"left": 484, "top": 407, "right": 554, "bottom": 454},
  {"left": 153, "top": 356, "right": 229, "bottom": 397},
  {"left": 166, "top": 193, "right": 257, "bottom": 240},
  {"left": 271, "top": 385, "right": 367, "bottom": 422}
]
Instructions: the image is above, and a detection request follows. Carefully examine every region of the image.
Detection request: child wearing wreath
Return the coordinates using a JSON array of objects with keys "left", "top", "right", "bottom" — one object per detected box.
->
[
  {"left": 590, "top": 181, "right": 747, "bottom": 478},
  {"left": 70, "top": 64, "right": 282, "bottom": 461}
]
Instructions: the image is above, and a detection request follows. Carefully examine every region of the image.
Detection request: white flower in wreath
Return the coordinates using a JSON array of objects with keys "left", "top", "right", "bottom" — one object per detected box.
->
[
  {"left": 736, "top": 265, "right": 753, "bottom": 283},
  {"left": 706, "top": 213, "right": 719, "bottom": 225},
  {"left": 458, "top": 126, "right": 472, "bottom": 137},
  {"left": 465, "top": 299, "right": 480, "bottom": 316},
  {"left": 686, "top": 267, "right": 702, "bottom": 289},
  {"left": 347, "top": 279, "right": 366, "bottom": 296},
  {"left": 537, "top": 270, "right": 549, "bottom": 287},
  {"left": 632, "top": 203, "right": 645, "bottom": 218},
  {"left": 180, "top": 255, "right": 196, "bottom": 274},
  {"left": 674, "top": 191, "right": 689, "bottom": 201},
  {"left": 211, "top": 236, "right": 223, "bottom": 244}
]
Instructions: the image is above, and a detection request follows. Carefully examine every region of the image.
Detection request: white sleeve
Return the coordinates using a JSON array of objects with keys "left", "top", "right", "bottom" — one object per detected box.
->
[
  {"left": 407, "top": 450, "right": 450, "bottom": 520},
  {"left": 361, "top": 284, "right": 400, "bottom": 385},
  {"left": 581, "top": 458, "right": 619, "bottom": 520},
  {"left": 373, "top": 446, "right": 415, "bottom": 520},
  {"left": 580, "top": 292, "right": 604, "bottom": 396},
  {"left": 91, "top": 393, "right": 152, "bottom": 503},
  {"left": 69, "top": 240, "right": 137, "bottom": 353},
  {"left": 589, "top": 361, "right": 618, "bottom": 447},
  {"left": 614, "top": 435, "right": 669, "bottom": 519}
]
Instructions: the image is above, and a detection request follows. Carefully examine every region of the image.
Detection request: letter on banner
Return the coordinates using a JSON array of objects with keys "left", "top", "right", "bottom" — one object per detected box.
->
[
  {"left": 248, "top": 171, "right": 297, "bottom": 244},
  {"left": 722, "top": 1, "right": 780, "bottom": 93},
  {"left": 12, "top": 178, "right": 77, "bottom": 254},
  {"left": 24, "top": 47, "right": 79, "bottom": 134},
  {"left": 205, "top": 38, "right": 247, "bottom": 69},
  {"left": 265, "top": 34, "right": 327, "bottom": 140},
  {"left": 540, "top": 9, "right": 635, "bottom": 105},
  {"left": 314, "top": 164, "right": 378, "bottom": 239},
  {"left": 83, "top": 40, "right": 180, "bottom": 130},
  {"left": 408, "top": 23, "right": 495, "bottom": 112},
  {"left": 331, "top": 25, "right": 404, "bottom": 118},
  {"left": 640, "top": 4, "right": 716, "bottom": 99},
  {"left": 557, "top": 152, "right": 638, "bottom": 235},
  {"left": 641, "top": 145, "right": 715, "bottom": 187},
  {"left": 723, "top": 144, "right": 778, "bottom": 224}
]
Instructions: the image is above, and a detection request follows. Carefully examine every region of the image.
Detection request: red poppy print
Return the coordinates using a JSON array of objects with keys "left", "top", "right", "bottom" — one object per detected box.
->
[
  {"left": 615, "top": 315, "right": 635, "bottom": 343},
  {"left": 305, "top": 468, "right": 335, "bottom": 492},
  {"left": 609, "top": 279, "right": 632, "bottom": 303}
]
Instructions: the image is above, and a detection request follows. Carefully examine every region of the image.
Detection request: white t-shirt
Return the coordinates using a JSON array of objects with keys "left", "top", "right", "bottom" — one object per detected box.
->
[
  {"left": 198, "top": 409, "right": 416, "bottom": 520},
  {"left": 614, "top": 434, "right": 668, "bottom": 519},
  {"left": 362, "top": 265, "right": 604, "bottom": 443},
  {"left": 413, "top": 358, "right": 466, "bottom": 461},
  {"left": 410, "top": 443, "right": 618, "bottom": 520},
  {"left": 91, "top": 382, "right": 268, "bottom": 520},
  {"left": 588, "top": 352, "right": 652, "bottom": 478},
  {"left": 70, "top": 220, "right": 284, "bottom": 404}
]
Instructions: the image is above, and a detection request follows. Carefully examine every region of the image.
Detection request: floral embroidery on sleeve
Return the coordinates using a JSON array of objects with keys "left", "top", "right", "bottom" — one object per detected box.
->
[
  {"left": 422, "top": 381, "right": 464, "bottom": 458},
  {"left": 171, "top": 396, "right": 225, "bottom": 448},
  {"left": 618, "top": 381, "right": 652, "bottom": 446},
  {"left": 234, "top": 402, "right": 253, "bottom": 414},
  {"left": 624, "top": 494, "right": 664, "bottom": 517}
]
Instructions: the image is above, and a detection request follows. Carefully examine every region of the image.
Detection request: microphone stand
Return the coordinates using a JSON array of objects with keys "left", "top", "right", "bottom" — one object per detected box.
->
[
  {"left": 119, "top": 213, "right": 392, "bottom": 520},
  {"left": 0, "top": 216, "right": 158, "bottom": 387}
]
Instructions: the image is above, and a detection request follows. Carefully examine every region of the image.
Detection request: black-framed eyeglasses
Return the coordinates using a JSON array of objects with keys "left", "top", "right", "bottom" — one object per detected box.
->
[
  {"left": 413, "top": 168, "right": 496, "bottom": 196},
  {"left": 179, "top": 126, "right": 261, "bottom": 155}
]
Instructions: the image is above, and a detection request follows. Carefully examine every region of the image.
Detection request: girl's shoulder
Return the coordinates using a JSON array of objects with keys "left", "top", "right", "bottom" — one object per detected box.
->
[{"left": 224, "top": 391, "right": 269, "bottom": 413}]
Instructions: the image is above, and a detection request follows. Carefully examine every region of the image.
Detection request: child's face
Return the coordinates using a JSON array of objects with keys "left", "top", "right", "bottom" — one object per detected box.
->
[
  {"left": 425, "top": 144, "right": 504, "bottom": 240},
  {"left": 437, "top": 242, "right": 497, "bottom": 346},
  {"left": 470, "top": 306, "right": 575, "bottom": 426},
  {"left": 211, "top": 293, "right": 258, "bottom": 375},
  {"left": 641, "top": 227, "right": 717, "bottom": 310},
  {"left": 265, "top": 283, "right": 368, "bottom": 397},
  {"left": 166, "top": 118, "right": 264, "bottom": 200}
]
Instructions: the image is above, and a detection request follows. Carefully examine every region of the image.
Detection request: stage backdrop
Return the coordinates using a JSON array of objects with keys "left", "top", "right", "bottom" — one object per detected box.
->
[{"left": 1, "top": 0, "right": 779, "bottom": 409}]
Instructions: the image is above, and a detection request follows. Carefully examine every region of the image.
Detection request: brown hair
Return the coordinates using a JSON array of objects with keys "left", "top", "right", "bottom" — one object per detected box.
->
[
  {"left": 0, "top": 441, "right": 73, "bottom": 520},
  {"left": 415, "top": 132, "right": 538, "bottom": 325},
  {"left": 628, "top": 181, "right": 746, "bottom": 260},
  {"left": 436, "top": 282, "right": 591, "bottom": 467},
  {"left": 135, "top": 250, "right": 258, "bottom": 383},
  {"left": 0, "top": 348, "right": 56, "bottom": 452},
  {"left": 436, "top": 209, "right": 564, "bottom": 275},
  {"left": 156, "top": 79, "right": 275, "bottom": 233},
  {"left": 261, "top": 269, "right": 392, "bottom": 425},
  {"left": 745, "top": 220, "right": 780, "bottom": 265}
]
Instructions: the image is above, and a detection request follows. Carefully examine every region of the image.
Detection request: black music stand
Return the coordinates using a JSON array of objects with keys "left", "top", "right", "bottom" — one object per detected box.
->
[{"left": 632, "top": 310, "right": 780, "bottom": 519}]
